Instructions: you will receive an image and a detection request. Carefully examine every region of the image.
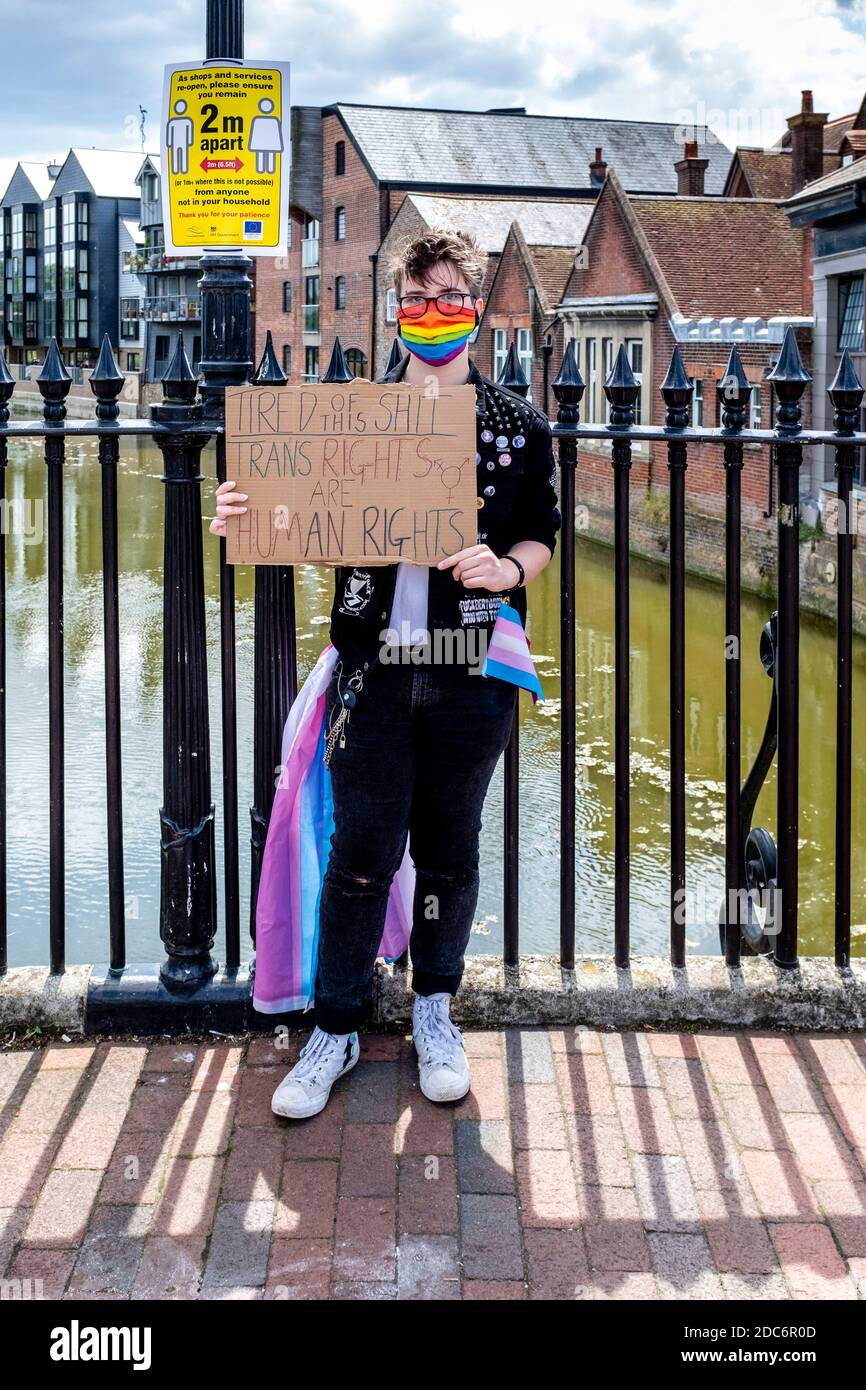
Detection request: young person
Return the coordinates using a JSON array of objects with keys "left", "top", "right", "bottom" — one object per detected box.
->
[{"left": 211, "top": 230, "right": 560, "bottom": 1118}]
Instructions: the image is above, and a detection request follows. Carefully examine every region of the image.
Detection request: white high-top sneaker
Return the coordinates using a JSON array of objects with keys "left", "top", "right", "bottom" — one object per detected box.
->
[
  {"left": 412, "top": 992, "right": 471, "bottom": 1103},
  {"left": 271, "top": 1026, "right": 360, "bottom": 1119}
]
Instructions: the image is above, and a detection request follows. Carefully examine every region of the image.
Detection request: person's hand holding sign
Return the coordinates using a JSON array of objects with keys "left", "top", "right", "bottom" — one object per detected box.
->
[
  {"left": 438, "top": 541, "right": 551, "bottom": 590},
  {"left": 437, "top": 544, "right": 519, "bottom": 591},
  {"left": 209, "top": 479, "right": 248, "bottom": 537}
]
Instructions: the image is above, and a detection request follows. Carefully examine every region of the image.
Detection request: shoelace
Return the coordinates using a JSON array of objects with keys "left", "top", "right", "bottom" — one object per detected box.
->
[
  {"left": 292, "top": 1028, "right": 347, "bottom": 1086},
  {"left": 413, "top": 998, "right": 463, "bottom": 1068}
]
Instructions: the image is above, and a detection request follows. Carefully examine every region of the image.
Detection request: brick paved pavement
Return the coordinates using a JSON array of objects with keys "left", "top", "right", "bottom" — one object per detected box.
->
[{"left": 1, "top": 1028, "right": 865, "bottom": 1300}]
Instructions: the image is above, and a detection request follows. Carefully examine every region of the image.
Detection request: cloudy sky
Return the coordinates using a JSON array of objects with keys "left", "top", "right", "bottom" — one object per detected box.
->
[{"left": 1, "top": 0, "right": 864, "bottom": 192}]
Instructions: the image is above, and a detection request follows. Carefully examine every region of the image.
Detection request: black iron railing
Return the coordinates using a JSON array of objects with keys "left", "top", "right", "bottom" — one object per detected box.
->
[
  {"left": 1, "top": 0, "right": 865, "bottom": 1030},
  {"left": 546, "top": 331, "right": 866, "bottom": 977},
  {"left": 2, "top": 320, "right": 865, "bottom": 1019}
]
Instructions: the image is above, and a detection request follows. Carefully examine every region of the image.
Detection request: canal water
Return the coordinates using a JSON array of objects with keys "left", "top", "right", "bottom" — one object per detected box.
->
[{"left": 4, "top": 430, "right": 866, "bottom": 967}]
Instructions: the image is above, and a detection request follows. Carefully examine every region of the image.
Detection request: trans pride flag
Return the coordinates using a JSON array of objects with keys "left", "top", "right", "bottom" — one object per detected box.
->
[
  {"left": 482, "top": 600, "right": 544, "bottom": 703},
  {"left": 253, "top": 645, "right": 414, "bottom": 1015}
]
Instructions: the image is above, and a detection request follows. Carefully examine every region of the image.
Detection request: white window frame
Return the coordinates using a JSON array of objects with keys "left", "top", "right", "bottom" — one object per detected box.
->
[
  {"left": 625, "top": 337, "right": 645, "bottom": 450},
  {"left": 586, "top": 338, "right": 597, "bottom": 424},
  {"left": 602, "top": 337, "right": 613, "bottom": 423},
  {"left": 517, "top": 327, "right": 533, "bottom": 399},
  {"left": 625, "top": 338, "right": 643, "bottom": 425},
  {"left": 690, "top": 378, "right": 704, "bottom": 428},
  {"left": 385, "top": 287, "right": 397, "bottom": 323},
  {"left": 749, "top": 382, "right": 762, "bottom": 431},
  {"left": 493, "top": 328, "right": 507, "bottom": 382}
]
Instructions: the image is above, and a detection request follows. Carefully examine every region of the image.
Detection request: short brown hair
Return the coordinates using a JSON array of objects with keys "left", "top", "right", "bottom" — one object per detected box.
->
[{"left": 389, "top": 229, "right": 485, "bottom": 299}]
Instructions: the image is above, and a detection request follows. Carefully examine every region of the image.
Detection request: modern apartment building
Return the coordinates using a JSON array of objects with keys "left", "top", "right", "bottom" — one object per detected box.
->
[
  {"left": 0, "top": 161, "right": 56, "bottom": 367},
  {"left": 135, "top": 154, "right": 202, "bottom": 385},
  {"left": 1, "top": 149, "right": 148, "bottom": 374}
]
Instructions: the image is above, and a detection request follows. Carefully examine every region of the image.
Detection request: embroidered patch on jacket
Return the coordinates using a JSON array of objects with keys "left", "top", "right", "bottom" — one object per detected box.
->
[{"left": 338, "top": 570, "right": 373, "bottom": 616}]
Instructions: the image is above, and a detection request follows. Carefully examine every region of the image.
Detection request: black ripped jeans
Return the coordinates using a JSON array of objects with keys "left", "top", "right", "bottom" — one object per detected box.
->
[{"left": 313, "top": 657, "right": 517, "bottom": 1034}]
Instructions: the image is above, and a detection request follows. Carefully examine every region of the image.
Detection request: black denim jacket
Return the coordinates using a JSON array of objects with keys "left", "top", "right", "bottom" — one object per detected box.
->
[{"left": 328, "top": 354, "right": 561, "bottom": 668}]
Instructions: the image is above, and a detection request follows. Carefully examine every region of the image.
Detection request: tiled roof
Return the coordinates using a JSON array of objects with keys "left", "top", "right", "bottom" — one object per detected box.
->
[
  {"left": 334, "top": 104, "right": 731, "bottom": 194},
  {"left": 528, "top": 244, "right": 578, "bottom": 311},
  {"left": 405, "top": 194, "right": 592, "bottom": 252},
  {"left": 729, "top": 147, "right": 840, "bottom": 199},
  {"left": 733, "top": 149, "right": 793, "bottom": 200},
  {"left": 822, "top": 112, "right": 859, "bottom": 153},
  {"left": 630, "top": 195, "right": 807, "bottom": 318}
]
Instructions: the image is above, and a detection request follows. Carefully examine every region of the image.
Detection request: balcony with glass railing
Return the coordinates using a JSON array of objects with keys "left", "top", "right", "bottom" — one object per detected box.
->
[
  {"left": 302, "top": 237, "right": 319, "bottom": 269},
  {"left": 141, "top": 295, "right": 201, "bottom": 322},
  {"left": 303, "top": 304, "right": 320, "bottom": 335}
]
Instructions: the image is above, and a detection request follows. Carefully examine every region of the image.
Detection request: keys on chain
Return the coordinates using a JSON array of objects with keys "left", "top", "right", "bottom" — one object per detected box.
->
[
  {"left": 324, "top": 705, "right": 349, "bottom": 766},
  {"left": 323, "top": 664, "right": 363, "bottom": 767}
]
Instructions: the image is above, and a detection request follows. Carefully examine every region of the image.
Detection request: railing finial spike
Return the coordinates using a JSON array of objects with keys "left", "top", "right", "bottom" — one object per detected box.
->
[
  {"left": 92, "top": 333, "right": 124, "bottom": 384},
  {"left": 768, "top": 325, "right": 810, "bottom": 432},
  {"left": 38, "top": 337, "right": 71, "bottom": 384},
  {"left": 829, "top": 347, "right": 865, "bottom": 435},
  {"left": 552, "top": 338, "right": 584, "bottom": 396},
  {"left": 90, "top": 333, "right": 126, "bottom": 420},
  {"left": 715, "top": 344, "right": 751, "bottom": 431},
  {"left": 603, "top": 344, "right": 640, "bottom": 425},
  {"left": 605, "top": 342, "right": 639, "bottom": 394},
  {"left": 768, "top": 324, "right": 812, "bottom": 392},
  {"left": 660, "top": 345, "right": 692, "bottom": 427},
  {"left": 253, "top": 328, "right": 288, "bottom": 386},
  {"left": 160, "top": 332, "right": 198, "bottom": 405},
  {"left": 829, "top": 346, "right": 864, "bottom": 404},
  {"left": 498, "top": 340, "right": 530, "bottom": 397},
  {"left": 37, "top": 338, "right": 71, "bottom": 422},
  {"left": 384, "top": 337, "right": 406, "bottom": 376},
  {"left": 320, "top": 336, "right": 353, "bottom": 384}
]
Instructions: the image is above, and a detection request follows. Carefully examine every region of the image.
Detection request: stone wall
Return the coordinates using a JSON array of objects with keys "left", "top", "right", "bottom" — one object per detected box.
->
[{"left": 576, "top": 479, "right": 866, "bottom": 636}]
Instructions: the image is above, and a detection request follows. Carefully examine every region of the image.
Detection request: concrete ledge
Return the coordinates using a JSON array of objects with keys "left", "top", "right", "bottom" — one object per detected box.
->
[
  {"left": 0, "top": 965, "right": 91, "bottom": 1034},
  {"left": 376, "top": 954, "right": 866, "bottom": 1031},
  {"left": 2, "top": 956, "right": 865, "bottom": 1036}
]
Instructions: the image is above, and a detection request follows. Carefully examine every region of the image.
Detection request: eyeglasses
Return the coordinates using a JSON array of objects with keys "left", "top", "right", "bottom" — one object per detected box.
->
[{"left": 398, "top": 291, "right": 476, "bottom": 318}]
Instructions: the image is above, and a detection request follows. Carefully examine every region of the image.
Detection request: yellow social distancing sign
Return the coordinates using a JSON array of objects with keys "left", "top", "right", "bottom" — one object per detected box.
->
[{"left": 160, "top": 61, "right": 291, "bottom": 255}]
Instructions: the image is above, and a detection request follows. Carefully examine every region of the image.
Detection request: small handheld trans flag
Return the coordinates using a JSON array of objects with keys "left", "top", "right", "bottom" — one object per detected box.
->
[{"left": 482, "top": 599, "right": 544, "bottom": 703}]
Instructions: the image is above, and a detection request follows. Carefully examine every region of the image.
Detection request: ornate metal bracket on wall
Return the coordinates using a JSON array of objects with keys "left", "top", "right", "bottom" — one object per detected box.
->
[{"left": 719, "top": 612, "right": 779, "bottom": 958}]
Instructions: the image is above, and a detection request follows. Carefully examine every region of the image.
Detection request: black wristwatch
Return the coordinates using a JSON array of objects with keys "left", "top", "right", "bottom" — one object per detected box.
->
[{"left": 503, "top": 554, "right": 525, "bottom": 590}]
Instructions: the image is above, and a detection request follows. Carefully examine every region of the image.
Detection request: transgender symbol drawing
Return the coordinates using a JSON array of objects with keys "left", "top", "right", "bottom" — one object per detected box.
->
[{"left": 434, "top": 455, "right": 471, "bottom": 503}]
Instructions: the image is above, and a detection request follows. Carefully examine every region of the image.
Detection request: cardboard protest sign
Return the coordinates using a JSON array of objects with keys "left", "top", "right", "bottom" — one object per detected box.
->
[{"left": 224, "top": 382, "right": 479, "bottom": 566}]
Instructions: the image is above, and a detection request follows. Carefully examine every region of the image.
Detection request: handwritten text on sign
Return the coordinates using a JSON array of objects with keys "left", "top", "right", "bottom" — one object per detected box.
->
[{"left": 224, "top": 382, "right": 479, "bottom": 566}]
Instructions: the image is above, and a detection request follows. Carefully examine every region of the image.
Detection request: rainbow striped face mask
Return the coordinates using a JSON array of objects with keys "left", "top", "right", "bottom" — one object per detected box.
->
[{"left": 397, "top": 303, "right": 477, "bottom": 366}]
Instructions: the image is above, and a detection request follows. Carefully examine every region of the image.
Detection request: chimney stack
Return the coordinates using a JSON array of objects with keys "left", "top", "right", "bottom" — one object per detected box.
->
[
  {"left": 787, "top": 89, "right": 827, "bottom": 194},
  {"left": 674, "top": 141, "right": 709, "bottom": 196},
  {"left": 589, "top": 146, "right": 607, "bottom": 187}
]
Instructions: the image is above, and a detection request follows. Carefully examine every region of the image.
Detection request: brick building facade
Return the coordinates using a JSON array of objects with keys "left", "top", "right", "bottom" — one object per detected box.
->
[
  {"left": 254, "top": 102, "right": 731, "bottom": 386},
  {"left": 557, "top": 165, "right": 812, "bottom": 536},
  {"left": 373, "top": 193, "right": 592, "bottom": 392},
  {"left": 476, "top": 221, "right": 578, "bottom": 408}
]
